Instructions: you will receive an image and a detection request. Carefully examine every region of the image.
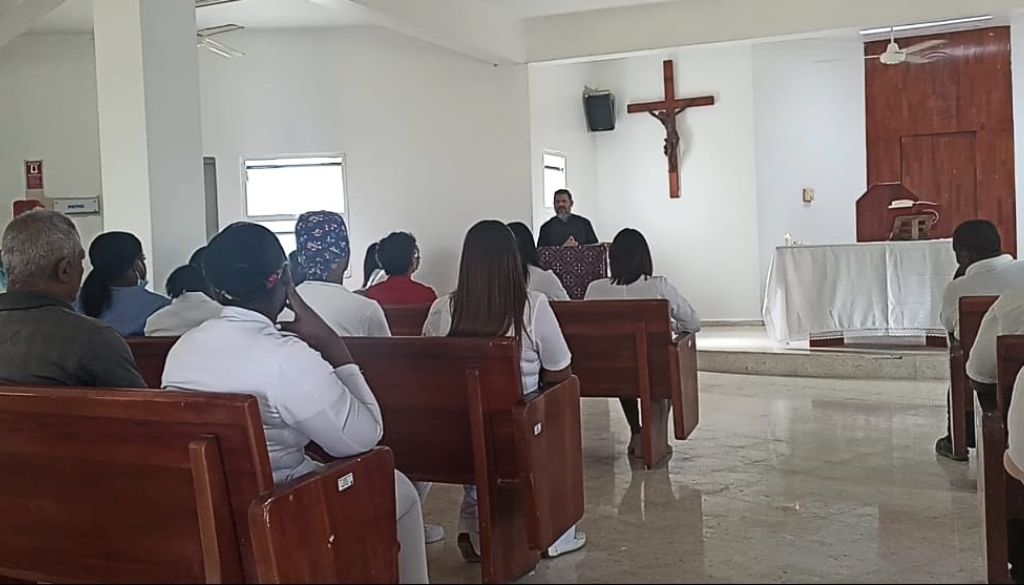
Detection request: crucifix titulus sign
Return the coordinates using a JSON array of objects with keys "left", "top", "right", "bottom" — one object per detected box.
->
[{"left": 627, "top": 59, "right": 715, "bottom": 198}]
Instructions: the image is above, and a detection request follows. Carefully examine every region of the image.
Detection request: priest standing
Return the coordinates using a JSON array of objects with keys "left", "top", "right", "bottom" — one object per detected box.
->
[{"left": 537, "top": 189, "right": 599, "bottom": 248}]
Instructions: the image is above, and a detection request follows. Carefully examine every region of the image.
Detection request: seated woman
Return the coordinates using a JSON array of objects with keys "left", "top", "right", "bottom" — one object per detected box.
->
[
  {"left": 360, "top": 242, "right": 387, "bottom": 292},
  {"left": 365, "top": 232, "right": 437, "bottom": 306},
  {"left": 161, "top": 223, "right": 428, "bottom": 583},
  {"left": 507, "top": 222, "right": 569, "bottom": 301},
  {"left": 144, "top": 264, "right": 222, "bottom": 336},
  {"left": 585, "top": 228, "right": 701, "bottom": 459},
  {"left": 422, "top": 220, "right": 585, "bottom": 562},
  {"left": 78, "top": 232, "right": 169, "bottom": 336}
]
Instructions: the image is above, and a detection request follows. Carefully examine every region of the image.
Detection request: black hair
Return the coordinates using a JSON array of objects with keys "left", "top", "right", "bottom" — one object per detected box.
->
[
  {"left": 377, "top": 232, "right": 418, "bottom": 277},
  {"left": 554, "top": 189, "right": 573, "bottom": 201},
  {"left": 362, "top": 243, "right": 381, "bottom": 288},
  {"left": 188, "top": 246, "right": 207, "bottom": 269},
  {"left": 165, "top": 265, "right": 205, "bottom": 299},
  {"left": 80, "top": 231, "right": 143, "bottom": 318},
  {"left": 203, "top": 223, "right": 286, "bottom": 305},
  {"left": 609, "top": 228, "right": 654, "bottom": 286},
  {"left": 952, "top": 220, "right": 1002, "bottom": 257},
  {"left": 507, "top": 222, "right": 540, "bottom": 281}
]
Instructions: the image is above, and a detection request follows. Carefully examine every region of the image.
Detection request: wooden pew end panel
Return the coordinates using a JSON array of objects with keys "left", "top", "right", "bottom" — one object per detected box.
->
[
  {"left": 248, "top": 447, "right": 400, "bottom": 584},
  {"left": 516, "top": 376, "right": 585, "bottom": 551}
]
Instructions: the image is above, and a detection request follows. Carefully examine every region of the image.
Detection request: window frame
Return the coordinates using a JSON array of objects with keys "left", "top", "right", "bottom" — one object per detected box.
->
[
  {"left": 239, "top": 152, "right": 351, "bottom": 250},
  {"left": 542, "top": 150, "right": 567, "bottom": 210}
]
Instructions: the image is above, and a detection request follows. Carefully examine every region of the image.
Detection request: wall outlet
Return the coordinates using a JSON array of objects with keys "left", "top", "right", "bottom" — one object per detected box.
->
[{"left": 802, "top": 188, "right": 815, "bottom": 204}]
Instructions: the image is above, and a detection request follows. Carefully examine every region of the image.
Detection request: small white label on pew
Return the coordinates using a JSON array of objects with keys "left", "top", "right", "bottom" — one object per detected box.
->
[
  {"left": 337, "top": 473, "right": 355, "bottom": 492},
  {"left": 534, "top": 423, "right": 542, "bottom": 436}
]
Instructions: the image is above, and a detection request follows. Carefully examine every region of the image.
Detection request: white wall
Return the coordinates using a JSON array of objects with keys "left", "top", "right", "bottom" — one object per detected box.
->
[
  {"left": 527, "top": 61, "right": 599, "bottom": 232},
  {"left": 199, "top": 27, "right": 532, "bottom": 293},
  {"left": 751, "top": 38, "right": 867, "bottom": 287},
  {"left": 0, "top": 34, "right": 103, "bottom": 246},
  {"left": 587, "top": 45, "right": 762, "bottom": 320}
]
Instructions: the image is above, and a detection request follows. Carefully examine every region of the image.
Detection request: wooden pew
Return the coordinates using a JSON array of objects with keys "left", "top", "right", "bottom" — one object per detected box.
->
[
  {"left": 550, "top": 300, "right": 699, "bottom": 469},
  {"left": 951, "top": 296, "right": 999, "bottom": 460},
  {"left": 0, "top": 385, "right": 398, "bottom": 583},
  {"left": 127, "top": 336, "right": 179, "bottom": 388},
  {"left": 978, "top": 335, "right": 1024, "bottom": 584},
  {"left": 381, "top": 304, "right": 431, "bottom": 336},
  {"left": 249, "top": 449, "right": 399, "bottom": 584},
  {"left": 344, "top": 337, "right": 585, "bottom": 584}
]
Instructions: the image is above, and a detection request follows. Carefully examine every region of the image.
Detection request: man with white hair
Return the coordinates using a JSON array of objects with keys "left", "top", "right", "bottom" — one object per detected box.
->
[{"left": 0, "top": 210, "right": 145, "bottom": 387}]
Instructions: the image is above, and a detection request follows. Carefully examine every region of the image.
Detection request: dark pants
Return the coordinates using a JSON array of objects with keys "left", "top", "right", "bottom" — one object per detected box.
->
[
  {"left": 620, "top": 398, "right": 642, "bottom": 435},
  {"left": 946, "top": 389, "right": 976, "bottom": 446}
]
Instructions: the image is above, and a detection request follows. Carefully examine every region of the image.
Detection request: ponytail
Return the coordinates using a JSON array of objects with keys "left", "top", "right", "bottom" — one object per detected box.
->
[{"left": 80, "top": 232, "right": 143, "bottom": 318}]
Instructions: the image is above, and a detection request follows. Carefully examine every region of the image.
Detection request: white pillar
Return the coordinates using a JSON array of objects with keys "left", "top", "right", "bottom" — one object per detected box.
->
[{"left": 93, "top": 0, "right": 206, "bottom": 290}]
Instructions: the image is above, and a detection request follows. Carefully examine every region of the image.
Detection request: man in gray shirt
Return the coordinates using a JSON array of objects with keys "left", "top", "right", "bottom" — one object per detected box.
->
[{"left": 0, "top": 210, "right": 145, "bottom": 388}]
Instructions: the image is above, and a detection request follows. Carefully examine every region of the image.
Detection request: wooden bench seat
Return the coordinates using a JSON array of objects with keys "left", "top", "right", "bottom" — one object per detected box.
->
[
  {"left": 344, "top": 336, "right": 585, "bottom": 584},
  {"left": 551, "top": 299, "right": 700, "bottom": 468},
  {"left": 0, "top": 385, "right": 398, "bottom": 583}
]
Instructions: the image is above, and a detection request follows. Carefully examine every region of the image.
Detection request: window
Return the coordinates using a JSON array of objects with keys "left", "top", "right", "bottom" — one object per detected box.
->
[
  {"left": 542, "top": 152, "right": 567, "bottom": 209},
  {"left": 242, "top": 155, "right": 348, "bottom": 253}
]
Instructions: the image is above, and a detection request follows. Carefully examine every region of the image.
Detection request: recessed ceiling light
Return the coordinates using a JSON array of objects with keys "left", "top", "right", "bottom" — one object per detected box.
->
[{"left": 859, "top": 16, "right": 993, "bottom": 35}]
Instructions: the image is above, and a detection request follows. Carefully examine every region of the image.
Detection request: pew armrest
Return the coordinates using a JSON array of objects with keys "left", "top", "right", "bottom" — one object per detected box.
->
[
  {"left": 515, "top": 376, "right": 585, "bottom": 550},
  {"left": 669, "top": 332, "right": 700, "bottom": 440},
  {"left": 248, "top": 447, "right": 399, "bottom": 584}
]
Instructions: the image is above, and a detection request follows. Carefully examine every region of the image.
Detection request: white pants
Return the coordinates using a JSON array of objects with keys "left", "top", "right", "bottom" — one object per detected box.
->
[
  {"left": 459, "top": 485, "right": 577, "bottom": 552},
  {"left": 396, "top": 471, "right": 429, "bottom": 583}
]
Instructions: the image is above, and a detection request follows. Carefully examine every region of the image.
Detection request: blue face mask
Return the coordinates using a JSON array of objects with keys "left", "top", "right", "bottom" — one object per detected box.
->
[{"left": 138, "top": 279, "right": 149, "bottom": 289}]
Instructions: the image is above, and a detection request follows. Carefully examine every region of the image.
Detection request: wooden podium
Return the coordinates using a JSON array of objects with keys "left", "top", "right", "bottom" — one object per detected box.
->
[{"left": 537, "top": 244, "right": 609, "bottom": 300}]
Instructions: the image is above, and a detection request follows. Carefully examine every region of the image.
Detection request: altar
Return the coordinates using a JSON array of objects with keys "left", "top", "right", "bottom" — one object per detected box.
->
[{"left": 763, "top": 240, "right": 957, "bottom": 343}]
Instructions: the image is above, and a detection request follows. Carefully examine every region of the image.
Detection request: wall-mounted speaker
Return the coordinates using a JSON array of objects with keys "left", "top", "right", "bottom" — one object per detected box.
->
[{"left": 583, "top": 89, "right": 616, "bottom": 132}]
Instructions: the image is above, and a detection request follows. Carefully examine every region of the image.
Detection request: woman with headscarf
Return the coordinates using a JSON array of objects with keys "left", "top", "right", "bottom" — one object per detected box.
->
[
  {"left": 78, "top": 231, "right": 169, "bottom": 336},
  {"left": 422, "top": 220, "right": 586, "bottom": 562},
  {"left": 161, "top": 222, "right": 429, "bottom": 583},
  {"left": 284, "top": 211, "right": 390, "bottom": 337}
]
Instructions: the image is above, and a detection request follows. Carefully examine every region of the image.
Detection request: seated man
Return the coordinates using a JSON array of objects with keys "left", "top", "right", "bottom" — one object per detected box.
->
[
  {"left": 365, "top": 232, "right": 437, "bottom": 306},
  {"left": 0, "top": 210, "right": 145, "bottom": 388},
  {"left": 937, "top": 220, "right": 1024, "bottom": 459}
]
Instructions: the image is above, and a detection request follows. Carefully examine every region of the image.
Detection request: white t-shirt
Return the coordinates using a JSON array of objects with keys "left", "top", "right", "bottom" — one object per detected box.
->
[
  {"left": 422, "top": 291, "right": 572, "bottom": 394},
  {"left": 144, "top": 292, "right": 223, "bottom": 336},
  {"left": 584, "top": 275, "right": 701, "bottom": 335},
  {"left": 1009, "top": 369, "right": 1024, "bottom": 474},
  {"left": 527, "top": 264, "right": 569, "bottom": 301},
  {"left": 283, "top": 280, "right": 391, "bottom": 337},
  {"left": 966, "top": 287, "right": 1024, "bottom": 384},
  {"left": 940, "top": 254, "right": 1024, "bottom": 338},
  {"left": 162, "top": 306, "right": 384, "bottom": 484}
]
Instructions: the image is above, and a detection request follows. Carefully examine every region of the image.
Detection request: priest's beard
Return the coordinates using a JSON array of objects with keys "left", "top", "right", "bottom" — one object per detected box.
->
[{"left": 556, "top": 210, "right": 571, "bottom": 221}]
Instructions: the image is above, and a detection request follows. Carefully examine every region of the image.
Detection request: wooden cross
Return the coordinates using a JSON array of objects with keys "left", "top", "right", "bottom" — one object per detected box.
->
[{"left": 627, "top": 59, "right": 715, "bottom": 198}]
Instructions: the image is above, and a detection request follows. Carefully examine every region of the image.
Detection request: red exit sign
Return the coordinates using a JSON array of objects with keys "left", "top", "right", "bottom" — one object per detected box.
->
[{"left": 24, "top": 160, "right": 43, "bottom": 191}]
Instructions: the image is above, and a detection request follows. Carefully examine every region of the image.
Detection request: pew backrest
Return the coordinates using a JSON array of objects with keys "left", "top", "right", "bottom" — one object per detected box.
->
[
  {"left": 127, "top": 336, "right": 178, "bottom": 388},
  {"left": 0, "top": 386, "right": 273, "bottom": 583},
  {"left": 381, "top": 304, "right": 431, "bottom": 336},
  {"left": 997, "top": 335, "right": 1024, "bottom": 416},
  {"left": 960, "top": 295, "right": 999, "bottom": 356}
]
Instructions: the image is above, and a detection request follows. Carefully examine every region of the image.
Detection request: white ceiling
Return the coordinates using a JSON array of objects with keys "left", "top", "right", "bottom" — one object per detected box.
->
[
  {"left": 30, "top": 0, "right": 379, "bottom": 34},
  {"left": 480, "top": 0, "right": 682, "bottom": 18}
]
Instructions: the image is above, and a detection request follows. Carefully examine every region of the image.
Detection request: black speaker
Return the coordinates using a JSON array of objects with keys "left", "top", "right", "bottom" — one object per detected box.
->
[{"left": 583, "top": 90, "right": 616, "bottom": 132}]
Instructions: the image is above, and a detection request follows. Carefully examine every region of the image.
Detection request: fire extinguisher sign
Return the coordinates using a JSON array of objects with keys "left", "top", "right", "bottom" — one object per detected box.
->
[{"left": 25, "top": 160, "right": 43, "bottom": 192}]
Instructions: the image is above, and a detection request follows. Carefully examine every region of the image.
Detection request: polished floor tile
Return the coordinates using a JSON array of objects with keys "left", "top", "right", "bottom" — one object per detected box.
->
[{"left": 422, "top": 372, "right": 983, "bottom": 583}]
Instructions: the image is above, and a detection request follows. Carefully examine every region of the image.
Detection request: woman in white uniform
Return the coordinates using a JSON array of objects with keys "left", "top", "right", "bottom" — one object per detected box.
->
[
  {"left": 507, "top": 222, "right": 569, "bottom": 301},
  {"left": 585, "top": 228, "right": 701, "bottom": 459},
  {"left": 162, "top": 223, "right": 429, "bottom": 584},
  {"left": 422, "top": 220, "right": 586, "bottom": 562}
]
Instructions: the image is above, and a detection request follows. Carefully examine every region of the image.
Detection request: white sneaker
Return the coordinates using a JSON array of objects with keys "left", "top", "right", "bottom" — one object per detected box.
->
[
  {"left": 424, "top": 523, "right": 445, "bottom": 544},
  {"left": 546, "top": 530, "right": 587, "bottom": 558}
]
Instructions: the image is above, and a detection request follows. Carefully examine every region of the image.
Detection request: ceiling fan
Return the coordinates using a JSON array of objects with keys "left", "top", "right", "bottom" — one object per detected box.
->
[
  {"left": 196, "top": 0, "right": 246, "bottom": 58},
  {"left": 867, "top": 27, "right": 948, "bottom": 65},
  {"left": 197, "top": 24, "right": 246, "bottom": 58}
]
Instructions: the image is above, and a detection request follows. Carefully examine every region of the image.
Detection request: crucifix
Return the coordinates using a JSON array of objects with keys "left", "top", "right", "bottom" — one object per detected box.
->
[{"left": 627, "top": 59, "right": 715, "bottom": 198}]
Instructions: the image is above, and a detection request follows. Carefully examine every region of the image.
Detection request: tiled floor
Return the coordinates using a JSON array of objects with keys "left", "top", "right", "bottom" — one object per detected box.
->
[{"left": 423, "top": 372, "right": 982, "bottom": 583}]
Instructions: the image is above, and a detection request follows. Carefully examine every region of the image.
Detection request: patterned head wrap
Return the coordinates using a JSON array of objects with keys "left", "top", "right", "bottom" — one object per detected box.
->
[{"left": 295, "top": 211, "right": 350, "bottom": 281}]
